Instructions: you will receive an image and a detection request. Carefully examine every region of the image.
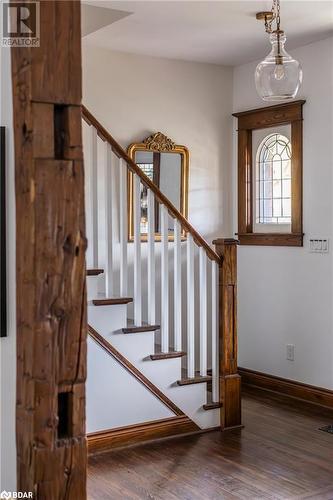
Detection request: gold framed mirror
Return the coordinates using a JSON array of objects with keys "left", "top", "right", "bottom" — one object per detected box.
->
[{"left": 127, "top": 132, "right": 189, "bottom": 241}]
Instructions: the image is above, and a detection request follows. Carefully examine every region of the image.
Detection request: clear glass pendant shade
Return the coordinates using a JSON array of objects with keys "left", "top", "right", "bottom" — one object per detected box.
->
[{"left": 255, "top": 32, "right": 303, "bottom": 101}]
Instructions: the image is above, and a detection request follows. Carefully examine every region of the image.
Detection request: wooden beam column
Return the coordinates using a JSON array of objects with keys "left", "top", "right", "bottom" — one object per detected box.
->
[
  {"left": 213, "top": 238, "right": 242, "bottom": 430},
  {"left": 11, "top": 1, "right": 87, "bottom": 497}
]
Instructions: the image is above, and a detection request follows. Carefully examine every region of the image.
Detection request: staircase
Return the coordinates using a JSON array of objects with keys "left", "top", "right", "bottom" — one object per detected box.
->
[{"left": 82, "top": 106, "right": 241, "bottom": 449}]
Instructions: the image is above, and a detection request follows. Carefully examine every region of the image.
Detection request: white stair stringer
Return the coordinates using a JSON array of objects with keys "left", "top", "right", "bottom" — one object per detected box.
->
[{"left": 87, "top": 300, "right": 220, "bottom": 430}]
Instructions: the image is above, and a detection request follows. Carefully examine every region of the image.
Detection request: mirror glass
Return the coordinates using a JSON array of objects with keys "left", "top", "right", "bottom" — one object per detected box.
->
[
  {"left": 127, "top": 133, "right": 189, "bottom": 241},
  {"left": 135, "top": 151, "right": 182, "bottom": 234}
]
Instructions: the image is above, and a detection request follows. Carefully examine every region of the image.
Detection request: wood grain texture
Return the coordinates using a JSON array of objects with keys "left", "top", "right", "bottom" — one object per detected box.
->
[
  {"left": 122, "top": 324, "right": 160, "bottom": 334},
  {"left": 92, "top": 298, "right": 133, "bottom": 306},
  {"left": 213, "top": 239, "right": 241, "bottom": 430},
  {"left": 235, "top": 101, "right": 305, "bottom": 247},
  {"left": 87, "top": 416, "right": 199, "bottom": 455},
  {"left": 233, "top": 100, "right": 306, "bottom": 129},
  {"left": 86, "top": 269, "right": 104, "bottom": 276},
  {"left": 150, "top": 351, "right": 186, "bottom": 360},
  {"left": 203, "top": 402, "right": 223, "bottom": 411},
  {"left": 239, "top": 367, "right": 333, "bottom": 409},
  {"left": 88, "top": 388, "right": 333, "bottom": 500},
  {"left": 11, "top": 1, "right": 87, "bottom": 497},
  {"left": 88, "top": 325, "right": 184, "bottom": 416},
  {"left": 237, "top": 130, "right": 252, "bottom": 235},
  {"left": 177, "top": 375, "right": 212, "bottom": 386},
  {"left": 82, "top": 106, "right": 220, "bottom": 264},
  {"left": 238, "top": 233, "right": 303, "bottom": 246},
  {"left": 291, "top": 119, "right": 303, "bottom": 235}
]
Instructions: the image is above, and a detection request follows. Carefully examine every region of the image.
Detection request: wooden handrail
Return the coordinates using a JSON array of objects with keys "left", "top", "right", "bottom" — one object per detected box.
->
[{"left": 82, "top": 105, "right": 220, "bottom": 264}]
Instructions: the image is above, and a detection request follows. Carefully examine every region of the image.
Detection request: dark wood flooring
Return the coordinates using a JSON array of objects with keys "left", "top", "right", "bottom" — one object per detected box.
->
[{"left": 88, "top": 387, "right": 333, "bottom": 499}]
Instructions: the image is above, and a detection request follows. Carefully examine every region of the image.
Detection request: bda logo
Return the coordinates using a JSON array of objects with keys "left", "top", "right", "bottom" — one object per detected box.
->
[{"left": 0, "top": 492, "right": 11, "bottom": 499}]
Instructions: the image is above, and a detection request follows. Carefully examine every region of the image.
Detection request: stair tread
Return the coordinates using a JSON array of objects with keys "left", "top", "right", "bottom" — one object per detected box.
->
[
  {"left": 150, "top": 351, "right": 186, "bottom": 361},
  {"left": 177, "top": 375, "right": 212, "bottom": 386},
  {"left": 92, "top": 297, "right": 133, "bottom": 306},
  {"left": 87, "top": 268, "right": 104, "bottom": 276},
  {"left": 123, "top": 322, "right": 160, "bottom": 334},
  {"left": 203, "top": 402, "right": 223, "bottom": 411}
]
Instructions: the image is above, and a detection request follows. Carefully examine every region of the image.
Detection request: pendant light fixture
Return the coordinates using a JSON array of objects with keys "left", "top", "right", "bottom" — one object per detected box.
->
[{"left": 255, "top": 0, "right": 302, "bottom": 101}]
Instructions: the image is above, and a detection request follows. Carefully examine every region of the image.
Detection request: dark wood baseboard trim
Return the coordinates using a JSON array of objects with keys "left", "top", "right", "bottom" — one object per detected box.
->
[
  {"left": 239, "top": 367, "right": 333, "bottom": 409},
  {"left": 87, "top": 416, "right": 200, "bottom": 455}
]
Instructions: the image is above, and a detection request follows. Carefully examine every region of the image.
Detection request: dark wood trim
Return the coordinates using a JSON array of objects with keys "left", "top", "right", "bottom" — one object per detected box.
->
[
  {"left": 177, "top": 375, "right": 212, "bottom": 386},
  {"left": 213, "top": 239, "right": 242, "bottom": 430},
  {"left": 0, "top": 127, "right": 6, "bottom": 337},
  {"left": 92, "top": 297, "right": 133, "bottom": 306},
  {"left": 82, "top": 106, "right": 220, "bottom": 264},
  {"left": 235, "top": 101, "right": 305, "bottom": 247},
  {"left": 12, "top": 1, "right": 86, "bottom": 495},
  {"left": 291, "top": 119, "right": 303, "bottom": 235},
  {"left": 238, "top": 233, "right": 303, "bottom": 247},
  {"left": 203, "top": 402, "right": 223, "bottom": 411},
  {"left": 239, "top": 367, "right": 333, "bottom": 409},
  {"left": 88, "top": 325, "right": 184, "bottom": 416},
  {"left": 87, "top": 268, "right": 104, "bottom": 276},
  {"left": 233, "top": 100, "right": 306, "bottom": 129},
  {"left": 87, "top": 416, "right": 200, "bottom": 455},
  {"left": 122, "top": 324, "right": 160, "bottom": 334},
  {"left": 150, "top": 351, "right": 186, "bottom": 360}
]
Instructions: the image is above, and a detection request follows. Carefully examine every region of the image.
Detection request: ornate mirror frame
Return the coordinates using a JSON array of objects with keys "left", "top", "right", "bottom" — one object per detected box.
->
[{"left": 127, "top": 132, "right": 189, "bottom": 241}]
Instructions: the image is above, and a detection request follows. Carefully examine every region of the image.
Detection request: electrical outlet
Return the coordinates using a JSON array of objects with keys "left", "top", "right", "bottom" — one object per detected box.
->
[
  {"left": 309, "top": 239, "right": 329, "bottom": 253},
  {"left": 286, "top": 344, "right": 295, "bottom": 361}
]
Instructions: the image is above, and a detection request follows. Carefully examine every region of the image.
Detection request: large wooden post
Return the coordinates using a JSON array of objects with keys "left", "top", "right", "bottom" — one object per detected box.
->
[
  {"left": 213, "top": 238, "right": 242, "bottom": 430},
  {"left": 11, "top": 1, "right": 87, "bottom": 497}
]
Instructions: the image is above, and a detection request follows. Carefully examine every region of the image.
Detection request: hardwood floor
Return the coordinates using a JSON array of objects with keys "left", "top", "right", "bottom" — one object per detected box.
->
[{"left": 88, "top": 387, "right": 333, "bottom": 499}]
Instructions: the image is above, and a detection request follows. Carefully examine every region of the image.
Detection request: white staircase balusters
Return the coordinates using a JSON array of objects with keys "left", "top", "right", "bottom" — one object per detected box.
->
[
  {"left": 199, "top": 247, "right": 208, "bottom": 376},
  {"left": 105, "top": 143, "right": 114, "bottom": 297},
  {"left": 186, "top": 234, "right": 195, "bottom": 378},
  {"left": 147, "top": 189, "right": 156, "bottom": 325},
  {"left": 211, "top": 260, "right": 219, "bottom": 403},
  {"left": 90, "top": 126, "right": 98, "bottom": 268},
  {"left": 119, "top": 158, "right": 128, "bottom": 296},
  {"left": 82, "top": 112, "right": 223, "bottom": 403},
  {"left": 174, "top": 219, "right": 182, "bottom": 352},
  {"left": 133, "top": 174, "right": 142, "bottom": 326},
  {"left": 160, "top": 205, "right": 169, "bottom": 353}
]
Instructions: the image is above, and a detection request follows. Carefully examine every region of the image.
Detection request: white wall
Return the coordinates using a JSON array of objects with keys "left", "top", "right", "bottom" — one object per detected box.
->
[
  {"left": 233, "top": 37, "right": 333, "bottom": 389},
  {"left": 87, "top": 337, "right": 174, "bottom": 433},
  {"left": 82, "top": 44, "right": 233, "bottom": 242},
  {"left": 0, "top": 46, "right": 17, "bottom": 489}
]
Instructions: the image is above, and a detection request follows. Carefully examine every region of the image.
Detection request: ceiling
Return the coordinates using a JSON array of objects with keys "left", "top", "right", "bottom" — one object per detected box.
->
[{"left": 82, "top": 1, "right": 333, "bottom": 66}]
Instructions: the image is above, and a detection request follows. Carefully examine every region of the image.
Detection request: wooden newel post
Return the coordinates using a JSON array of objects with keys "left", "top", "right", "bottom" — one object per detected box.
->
[{"left": 213, "top": 238, "right": 242, "bottom": 431}]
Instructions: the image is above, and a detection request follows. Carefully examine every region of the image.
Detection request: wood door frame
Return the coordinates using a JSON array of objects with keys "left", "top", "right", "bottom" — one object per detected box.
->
[{"left": 11, "top": 1, "right": 87, "bottom": 497}]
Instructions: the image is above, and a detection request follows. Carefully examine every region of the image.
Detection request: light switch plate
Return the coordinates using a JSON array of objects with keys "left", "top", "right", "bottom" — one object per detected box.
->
[
  {"left": 286, "top": 344, "right": 295, "bottom": 361},
  {"left": 309, "top": 239, "right": 329, "bottom": 253}
]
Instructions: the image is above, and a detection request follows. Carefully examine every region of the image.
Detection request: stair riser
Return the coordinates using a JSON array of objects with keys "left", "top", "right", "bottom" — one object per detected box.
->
[
  {"left": 88, "top": 303, "right": 220, "bottom": 429},
  {"left": 87, "top": 275, "right": 99, "bottom": 301},
  {"left": 88, "top": 303, "right": 127, "bottom": 334},
  {"left": 87, "top": 337, "right": 174, "bottom": 434}
]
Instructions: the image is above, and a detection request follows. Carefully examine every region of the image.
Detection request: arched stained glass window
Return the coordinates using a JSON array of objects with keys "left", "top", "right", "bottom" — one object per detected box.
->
[{"left": 256, "top": 133, "right": 292, "bottom": 225}]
